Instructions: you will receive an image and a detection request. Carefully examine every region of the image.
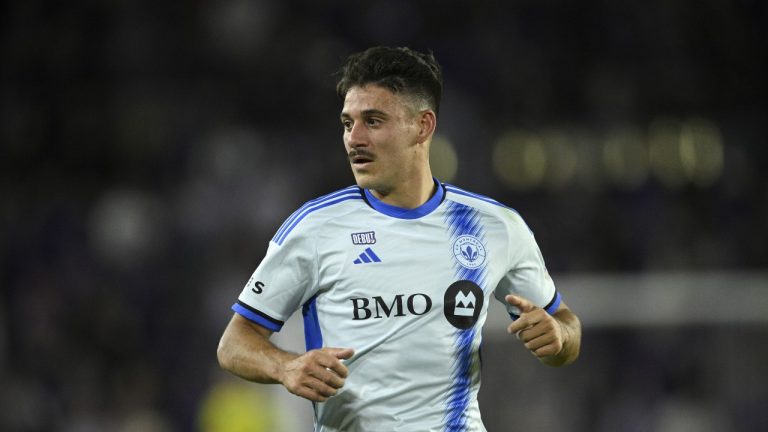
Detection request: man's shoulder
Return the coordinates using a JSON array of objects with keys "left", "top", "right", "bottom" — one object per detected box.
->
[
  {"left": 443, "top": 183, "right": 515, "bottom": 214},
  {"left": 442, "top": 183, "right": 530, "bottom": 230},
  {"left": 271, "top": 185, "right": 364, "bottom": 245}
]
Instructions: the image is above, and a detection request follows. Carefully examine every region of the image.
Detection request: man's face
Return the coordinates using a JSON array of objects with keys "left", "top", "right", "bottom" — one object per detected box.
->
[{"left": 340, "top": 85, "right": 422, "bottom": 194}]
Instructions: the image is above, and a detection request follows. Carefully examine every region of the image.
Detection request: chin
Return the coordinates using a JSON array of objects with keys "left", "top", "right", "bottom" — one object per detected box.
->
[
  {"left": 352, "top": 171, "right": 376, "bottom": 189},
  {"left": 353, "top": 178, "right": 374, "bottom": 190}
]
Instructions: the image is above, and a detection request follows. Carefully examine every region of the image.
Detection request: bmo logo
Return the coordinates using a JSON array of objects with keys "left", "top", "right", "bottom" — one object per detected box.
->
[
  {"left": 443, "top": 280, "right": 484, "bottom": 329},
  {"left": 350, "top": 294, "right": 432, "bottom": 320}
]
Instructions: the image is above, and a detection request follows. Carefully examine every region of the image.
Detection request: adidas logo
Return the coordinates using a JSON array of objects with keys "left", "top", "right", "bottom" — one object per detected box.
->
[{"left": 353, "top": 247, "right": 382, "bottom": 264}]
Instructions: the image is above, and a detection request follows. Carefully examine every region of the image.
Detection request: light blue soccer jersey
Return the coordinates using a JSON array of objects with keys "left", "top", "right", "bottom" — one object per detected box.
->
[{"left": 233, "top": 179, "right": 561, "bottom": 432}]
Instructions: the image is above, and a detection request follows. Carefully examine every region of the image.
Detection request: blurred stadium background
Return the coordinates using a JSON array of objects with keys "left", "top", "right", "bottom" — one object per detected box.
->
[{"left": 2, "top": 0, "right": 767, "bottom": 431}]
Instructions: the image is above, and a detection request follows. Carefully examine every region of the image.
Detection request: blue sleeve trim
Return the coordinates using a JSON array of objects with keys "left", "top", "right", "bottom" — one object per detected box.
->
[
  {"left": 544, "top": 291, "right": 562, "bottom": 315},
  {"left": 508, "top": 291, "right": 562, "bottom": 320},
  {"left": 232, "top": 302, "right": 284, "bottom": 332}
]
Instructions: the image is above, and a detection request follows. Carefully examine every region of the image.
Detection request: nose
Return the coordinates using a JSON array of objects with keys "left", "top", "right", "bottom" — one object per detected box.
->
[{"left": 346, "top": 122, "right": 368, "bottom": 148}]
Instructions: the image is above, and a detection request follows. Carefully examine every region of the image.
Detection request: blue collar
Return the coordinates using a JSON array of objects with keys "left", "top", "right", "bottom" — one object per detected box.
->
[{"left": 363, "top": 178, "right": 445, "bottom": 219}]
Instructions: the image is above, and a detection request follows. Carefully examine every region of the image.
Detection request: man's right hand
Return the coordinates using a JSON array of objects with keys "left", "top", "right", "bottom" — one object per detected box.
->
[{"left": 280, "top": 347, "right": 354, "bottom": 402}]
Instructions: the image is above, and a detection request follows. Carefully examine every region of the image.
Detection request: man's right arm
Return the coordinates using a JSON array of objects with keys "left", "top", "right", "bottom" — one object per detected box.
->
[{"left": 217, "top": 313, "right": 354, "bottom": 402}]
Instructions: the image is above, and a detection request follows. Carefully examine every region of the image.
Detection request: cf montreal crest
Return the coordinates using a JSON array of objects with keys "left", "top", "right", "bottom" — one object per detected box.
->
[
  {"left": 444, "top": 280, "right": 484, "bottom": 329},
  {"left": 452, "top": 235, "right": 487, "bottom": 269}
]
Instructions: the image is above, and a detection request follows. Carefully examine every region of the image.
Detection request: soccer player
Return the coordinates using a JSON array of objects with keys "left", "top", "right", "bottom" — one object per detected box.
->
[{"left": 217, "top": 46, "right": 582, "bottom": 432}]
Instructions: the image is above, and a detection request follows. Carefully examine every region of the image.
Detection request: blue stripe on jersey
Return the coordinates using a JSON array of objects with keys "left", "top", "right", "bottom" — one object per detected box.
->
[
  {"left": 302, "top": 296, "right": 323, "bottom": 351},
  {"left": 444, "top": 185, "right": 508, "bottom": 208},
  {"left": 273, "top": 188, "right": 363, "bottom": 245},
  {"left": 444, "top": 201, "right": 488, "bottom": 285},
  {"left": 445, "top": 327, "right": 477, "bottom": 431},
  {"left": 445, "top": 185, "right": 533, "bottom": 235},
  {"left": 272, "top": 186, "right": 360, "bottom": 243},
  {"left": 443, "top": 201, "right": 488, "bottom": 432}
]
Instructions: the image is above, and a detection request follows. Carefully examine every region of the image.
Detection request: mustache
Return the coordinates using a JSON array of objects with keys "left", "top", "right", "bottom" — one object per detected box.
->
[{"left": 348, "top": 149, "right": 375, "bottom": 161}]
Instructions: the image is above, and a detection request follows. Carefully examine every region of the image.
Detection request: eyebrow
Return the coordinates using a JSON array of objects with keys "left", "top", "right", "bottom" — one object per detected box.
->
[{"left": 340, "top": 109, "right": 390, "bottom": 120}]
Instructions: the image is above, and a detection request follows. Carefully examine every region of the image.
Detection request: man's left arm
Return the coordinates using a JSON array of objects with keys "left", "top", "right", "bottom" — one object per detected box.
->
[{"left": 506, "top": 295, "right": 581, "bottom": 367}]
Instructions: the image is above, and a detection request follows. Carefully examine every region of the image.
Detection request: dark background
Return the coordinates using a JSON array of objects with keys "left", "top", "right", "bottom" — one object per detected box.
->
[{"left": 2, "top": 0, "right": 766, "bottom": 430}]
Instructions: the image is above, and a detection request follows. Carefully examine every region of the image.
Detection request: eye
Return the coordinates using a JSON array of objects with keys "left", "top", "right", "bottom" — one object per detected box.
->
[
  {"left": 366, "top": 117, "right": 381, "bottom": 127},
  {"left": 341, "top": 119, "right": 353, "bottom": 131}
]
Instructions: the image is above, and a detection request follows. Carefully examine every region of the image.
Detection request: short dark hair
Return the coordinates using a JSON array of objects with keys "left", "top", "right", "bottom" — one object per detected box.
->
[{"left": 335, "top": 46, "right": 443, "bottom": 115}]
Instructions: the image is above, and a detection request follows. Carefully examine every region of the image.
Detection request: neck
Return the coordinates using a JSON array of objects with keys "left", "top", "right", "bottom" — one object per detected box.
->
[{"left": 370, "top": 172, "right": 436, "bottom": 209}]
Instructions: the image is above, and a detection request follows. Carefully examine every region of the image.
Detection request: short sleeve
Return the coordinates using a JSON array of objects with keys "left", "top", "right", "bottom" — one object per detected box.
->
[
  {"left": 232, "top": 229, "right": 319, "bottom": 332},
  {"left": 493, "top": 210, "right": 561, "bottom": 319}
]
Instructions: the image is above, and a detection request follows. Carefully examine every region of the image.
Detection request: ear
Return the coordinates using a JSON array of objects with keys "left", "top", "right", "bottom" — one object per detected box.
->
[{"left": 416, "top": 110, "right": 437, "bottom": 144}]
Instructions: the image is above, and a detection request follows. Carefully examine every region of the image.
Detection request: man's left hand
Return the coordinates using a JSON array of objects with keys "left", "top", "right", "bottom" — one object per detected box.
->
[{"left": 505, "top": 294, "right": 564, "bottom": 359}]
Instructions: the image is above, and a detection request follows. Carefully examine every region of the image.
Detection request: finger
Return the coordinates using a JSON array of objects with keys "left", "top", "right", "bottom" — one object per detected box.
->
[
  {"left": 531, "top": 337, "right": 562, "bottom": 357},
  {"left": 297, "top": 382, "right": 335, "bottom": 402},
  {"left": 508, "top": 307, "right": 550, "bottom": 335},
  {"left": 505, "top": 294, "right": 536, "bottom": 313},
  {"left": 511, "top": 325, "right": 533, "bottom": 342},
  {"left": 524, "top": 331, "right": 557, "bottom": 352},
  {"left": 308, "top": 367, "right": 345, "bottom": 389},
  {"left": 328, "top": 347, "right": 355, "bottom": 360},
  {"left": 533, "top": 343, "right": 561, "bottom": 357},
  {"left": 515, "top": 316, "right": 553, "bottom": 342},
  {"left": 327, "top": 360, "right": 350, "bottom": 379},
  {"left": 307, "top": 378, "right": 341, "bottom": 398},
  {"left": 293, "top": 385, "right": 328, "bottom": 402},
  {"left": 507, "top": 319, "right": 531, "bottom": 336},
  {"left": 319, "top": 348, "right": 354, "bottom": 378},
  {"left": 520, "top": 320, "right": 563, "bottom": 357},
  {"left": 507, "top": 311, "right": 540, "bottom": 335}
]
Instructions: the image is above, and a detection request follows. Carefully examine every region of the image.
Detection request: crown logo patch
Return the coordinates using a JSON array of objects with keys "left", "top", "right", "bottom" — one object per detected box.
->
[
  {"left": 453, "top": 290, "right": 476, "bottom": 316},
  {"left": 452, "top": 235, "right": 486, "bottom": 269},
  {"left": 444, "top": 280, "right": 484, "bottom": 329}
]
